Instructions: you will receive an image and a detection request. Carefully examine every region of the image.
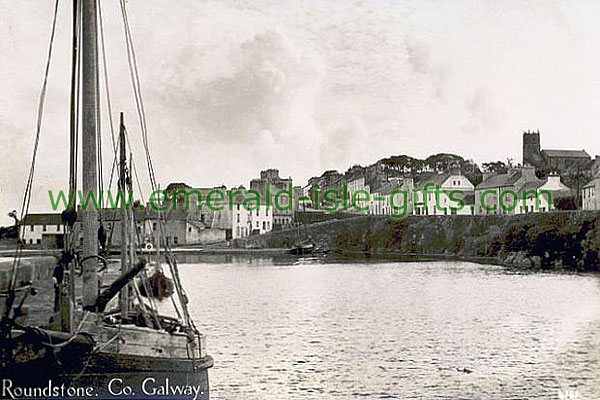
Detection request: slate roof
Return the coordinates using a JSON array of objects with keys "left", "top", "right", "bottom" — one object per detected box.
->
[
  {"left": 476, "top": 170, "right": 522, "bottom": 190},
  {"left": 21, "top": 213, "right": 63, "bottom": 225},
  {"left": 541, "top": 149, "right": 591, "bottom": 159},
  {"left": 583, "top": 174, "right": 600, "bottom": 189},
  {"left": 515, "top": 180, "right": 544, "bottom": 194},
  {"left": 415, "top": 173, "right": 451, "bottom": 190}
]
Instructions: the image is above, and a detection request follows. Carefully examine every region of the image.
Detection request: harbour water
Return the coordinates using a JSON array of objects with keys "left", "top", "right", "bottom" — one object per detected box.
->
[{"left": 173, "top": 256, "right": 600, "bottom": 399}]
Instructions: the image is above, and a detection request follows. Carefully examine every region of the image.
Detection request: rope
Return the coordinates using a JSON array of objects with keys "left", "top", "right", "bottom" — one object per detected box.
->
[
  {"left": 119, "top": 0, "right": 157, "bottom": 191},
  {"left": 6, "top": 0, "right": 61, "bottom": 309},
  {"left": 39, "top": 311, "right": 90, "bottom": 349},
  {"left": 117, "top": 0, "right": 201, "bottom": 356},
  {"left": 98, "top": 0, "right": 119, "bottom": 195}
]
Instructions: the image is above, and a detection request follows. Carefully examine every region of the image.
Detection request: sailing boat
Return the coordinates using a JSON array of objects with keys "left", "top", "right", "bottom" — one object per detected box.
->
[
  {"left": 290, "top": 200, "right": 317, "bottom": 255},
  {"left": 0, "top": 1, "right": 212, "bottom": 398}
]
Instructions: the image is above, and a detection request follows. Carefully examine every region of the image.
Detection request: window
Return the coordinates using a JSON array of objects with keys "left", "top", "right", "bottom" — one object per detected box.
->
[
  {"left": 188, "top": 227, "right": 192, "bottom": 232},
  {"left": 36, "top": 239, "right": 41, "bottom": 244},
  {"left": 29, "top": 239, "right": 33, "bottom": 244},
  {"left": 256, "top": 221, "right": 259, "bottom": 228},
  {"left": 262, "top": 221, "right": 266, "bottom": 230},
  {"left": 236, "top": 227, "right": 240, "bottom": 237},
  {"left": 256, "top": 210, "right": 259, "bottom": 217},
  {"left": 56, "top": 225, "right": 61, "bottom": 231},
  {"left": 30, "top": 225, "right": 34, "bottom": 231},
  {"left": 237, "top": 214, "right": 240, "bottom": 223},
  {"left": 42, "top": 225, "right": 47, "bottom": 232},
  {"left": 237, "top": 204, "right": 240, "bottom": 210},
  {"left": 174, "top": 236, "right": 178, "bottom": 245},
  {"left": 266, "top": 209, "right": 268, "bottom": 217}
]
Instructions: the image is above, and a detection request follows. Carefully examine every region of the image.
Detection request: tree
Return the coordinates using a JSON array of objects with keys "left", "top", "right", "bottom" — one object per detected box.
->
[{"left": 482, "top": 161, "right": 508, "bottom": 174}]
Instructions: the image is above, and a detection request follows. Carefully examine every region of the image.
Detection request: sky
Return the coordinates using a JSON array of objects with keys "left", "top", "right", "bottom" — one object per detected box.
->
[{"left": 1, "top": 0, "right": 600, "bottom": 225}]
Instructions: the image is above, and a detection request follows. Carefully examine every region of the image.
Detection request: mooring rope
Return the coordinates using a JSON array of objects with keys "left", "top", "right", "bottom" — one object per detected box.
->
[{"left": 5, "top": 0, "right": 61, "bottom": 318}]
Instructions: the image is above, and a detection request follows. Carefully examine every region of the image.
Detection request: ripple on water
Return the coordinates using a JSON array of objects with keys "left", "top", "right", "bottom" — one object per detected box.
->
[{"left": 167, "top": 260, "right": 600, "bottom": 400}]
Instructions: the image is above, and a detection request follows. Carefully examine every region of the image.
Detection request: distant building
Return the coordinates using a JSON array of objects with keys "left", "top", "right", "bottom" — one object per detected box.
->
[
  {"left": 306, "top": 170, "right": 343, "bottom": 210},
  {"left": 414, "top": 172, "right": 475, "bottom": 216},
  {"left": 345, "top": 176, "right": 371, "bottom": 213},
  {"left": 537, "top": 174, "right": 572, "bottom": 209},
  {"left": 230, "top": 189, "right": 274, "bottom": 238},
  {"left": 475, "top": 166, "right": 552, "bottom": 215},
  {"left": 20, "top": 213, "right": 64, "bottom": 248},
  {"left": 250, "top": 169, "right": 294, "bottom": 229},
  {"left": 522, "top": 130, "right": 591, "bottom": 172},
  {"left": 73, "top": 207, "right": 226, "bottom": 248},
  {"left": 369, "top": 177, "right": 413, "bottom": 217},
  {"left": 582, "top": 175, "right": 600, "bottom": 211}
]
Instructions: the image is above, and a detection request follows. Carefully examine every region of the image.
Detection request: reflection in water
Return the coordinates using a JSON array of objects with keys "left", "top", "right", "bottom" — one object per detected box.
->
[{"left": 170, "top": 257, "right": 600, "bottom": 400}]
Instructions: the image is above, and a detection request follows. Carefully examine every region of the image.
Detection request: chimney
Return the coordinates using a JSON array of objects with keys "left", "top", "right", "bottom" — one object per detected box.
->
[{"left": 521, "top": 165, "right": 537, "bottom": 181}]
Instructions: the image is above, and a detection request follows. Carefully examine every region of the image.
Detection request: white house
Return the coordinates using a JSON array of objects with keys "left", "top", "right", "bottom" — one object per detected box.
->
[
  {"left": 20, "top": 213, "right": 64, "bottom": 247},
  {"left": 232, "top": 201, "right": 251, "bottom": 239},
  {"left": 475, "top": 166, "right": 543, "bottom": 215},
  {"left": 346, "top": 176, "right": 371, "bottom": 213},
  {"left": 249, "top": 204, "right": 273, "bottom": 235},
  {"left": 513, "top": 181, "right": 550, "bottom": 214},
  {"left": 369, "top": 177, "right": 413, "bottom": 217},
  {"left": 414, "top": 173, "right": 475, "bottom": 216},
  {"left": 231, "top": 194, "right": 273, "bottom": 238},
  {"left": 582, "top": 175, "right": 600, "bottom": 211}
]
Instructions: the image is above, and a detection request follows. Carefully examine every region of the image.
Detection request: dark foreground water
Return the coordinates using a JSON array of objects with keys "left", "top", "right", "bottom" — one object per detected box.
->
[{"left": 173, "top": 256, "right": 600, "bottom": 399}]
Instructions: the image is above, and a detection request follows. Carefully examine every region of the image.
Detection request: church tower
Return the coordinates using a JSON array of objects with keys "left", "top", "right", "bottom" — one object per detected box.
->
[{"left": 522, "top": 130, "right": 541, "bottom": 167}]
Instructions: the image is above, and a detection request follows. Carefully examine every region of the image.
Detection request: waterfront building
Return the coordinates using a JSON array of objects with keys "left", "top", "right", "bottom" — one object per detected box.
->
[
  {"left": 582, "top": 175, "right": 600, "bottom": 211},
  {"left": 413, "top": 172, "right": 475, "bottom": 216},
  {"left": 369, "top": 177, "right": 413, "bottom": 217},
  {"left": 250, "top": 169, "right": 294, "bottom": 229},
  {"left": 346, "top": 176, "right": 371, "bottom": 213},
  {"left": 230, "top": 190, "right": 274, "bottom": 238},
  {"left": 19, "top": 213, "right": 64, "bottom": 247},
  {"left": 475, "top": 166, "right": 551, "bottom": 215}
]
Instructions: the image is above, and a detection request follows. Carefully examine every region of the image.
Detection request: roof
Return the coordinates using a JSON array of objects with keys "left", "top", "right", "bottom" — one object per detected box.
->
[
  {"left": 541, "top": 149, "right": 591, "bottom": 159},
  {"left": 515, "top": 180, "right": 544, "bottom": 194},
  {"left": 415, "top": 173, "right": 451, "bottom": 190},
  {"left": 476, "top": 170, "right": 522, "bottom": 190},
  {"left": 21, "top": 213, "right": 62, "bottom": 225},
  {"left": 583, "top": 175, "right": 600, "bottom": 188}
]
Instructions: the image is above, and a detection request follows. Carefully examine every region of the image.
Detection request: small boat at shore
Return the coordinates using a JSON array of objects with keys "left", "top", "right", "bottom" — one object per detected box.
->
[{"left": 290, "top": 238, "right": 317, "bottom": 255}]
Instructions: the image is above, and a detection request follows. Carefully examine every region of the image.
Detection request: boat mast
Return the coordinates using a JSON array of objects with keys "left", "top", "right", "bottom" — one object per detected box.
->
[
  {"left": 59, "top": 0, "right": 80, "bottom": 332},
  {"left": 81, "top": 0, "right": 100, "bottom": 310},
  {"left": 119, "top": 112, "right": 129, "bottom": 317}
]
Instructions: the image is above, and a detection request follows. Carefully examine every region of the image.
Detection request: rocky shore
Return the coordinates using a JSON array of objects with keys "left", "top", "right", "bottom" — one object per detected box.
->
[{"left": 235, "top": 211, "right": 600, "bottom": 271}]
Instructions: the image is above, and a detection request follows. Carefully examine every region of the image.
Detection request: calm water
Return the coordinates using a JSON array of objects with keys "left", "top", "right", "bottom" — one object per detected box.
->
[{"left": 174, "top": 256, "right": 600, "bottom": 399}]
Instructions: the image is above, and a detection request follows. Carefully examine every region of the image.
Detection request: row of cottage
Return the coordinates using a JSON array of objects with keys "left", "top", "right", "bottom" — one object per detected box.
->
[
  {"left": 18, "top": 167, "right": 600, "bottom": 248},
  {"left": 312, "top": 165, "right": 600, "bottom": 217}
]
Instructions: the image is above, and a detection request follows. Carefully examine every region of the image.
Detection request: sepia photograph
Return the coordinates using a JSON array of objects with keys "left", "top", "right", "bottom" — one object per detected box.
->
[{"left": 1, "top": 0, "right": 599, "bottom": 399}]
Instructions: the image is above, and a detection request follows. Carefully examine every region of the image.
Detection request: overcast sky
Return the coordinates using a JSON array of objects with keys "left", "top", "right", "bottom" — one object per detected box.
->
[{"left": 1, "top": 0, "right": 600, "bottom": 224}]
